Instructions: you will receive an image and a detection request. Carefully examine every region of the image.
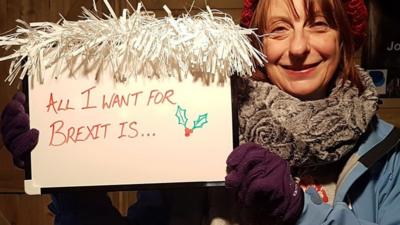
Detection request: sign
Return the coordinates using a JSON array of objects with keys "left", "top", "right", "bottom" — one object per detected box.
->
[{"left": 25, "top": 57, "right": 235, "bottom": 194}]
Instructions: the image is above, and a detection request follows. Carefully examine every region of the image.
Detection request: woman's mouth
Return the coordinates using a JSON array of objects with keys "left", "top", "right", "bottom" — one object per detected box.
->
[{"left": 280, "top": 62, "right": 321, "bottom": 78}]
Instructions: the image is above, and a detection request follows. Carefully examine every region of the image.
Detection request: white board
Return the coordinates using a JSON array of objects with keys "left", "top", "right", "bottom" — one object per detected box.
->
[{"left": 25, "top": 57, "right": 235, "bottom": 195}]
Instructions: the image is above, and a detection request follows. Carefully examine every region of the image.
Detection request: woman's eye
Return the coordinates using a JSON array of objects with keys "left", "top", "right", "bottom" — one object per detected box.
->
[
  {"left": 271, "top": 26, "right": 288, "bottom": 33},
  {"left": 309, "top": 20, "right": 329, "bottom": 31},
  {"left": 272, "top": 27, "right": 286, "bottom": 32},
  {"left": 313, "top": 21, "right": 328, "bottom": 27},
  {"left": 267, "top": 26, "right": 290, "bottom": 39}
]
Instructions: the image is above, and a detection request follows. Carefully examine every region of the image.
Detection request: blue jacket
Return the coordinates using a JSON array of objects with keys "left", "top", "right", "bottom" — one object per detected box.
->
[
  {"left": 49, "top": 119, "right": 400, "bottom": 225},
  {"left": 297, "top": 119, "right": 400, "bottom": 225}
]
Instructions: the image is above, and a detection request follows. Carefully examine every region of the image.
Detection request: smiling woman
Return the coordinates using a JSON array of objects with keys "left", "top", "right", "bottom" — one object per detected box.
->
[
  {"left": 1, "top": 0, "right": 400, "bottom": 225},
  {"left": 226, "top": 0, "right": 400, "bottom": 225},
  {"left": 263, "top": 0, "right": 339, "bottom": 99},
  {"left": 251, "top": 0, "right": 362, "bottom": 100}
]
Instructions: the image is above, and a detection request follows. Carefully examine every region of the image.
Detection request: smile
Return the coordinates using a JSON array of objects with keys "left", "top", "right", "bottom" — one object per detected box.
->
[{"left": 280, "top": 62, "right": 321, "bottom": 77}]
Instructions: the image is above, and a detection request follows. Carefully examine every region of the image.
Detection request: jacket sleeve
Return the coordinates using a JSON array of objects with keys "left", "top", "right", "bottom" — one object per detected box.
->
[
  {"left": 296, "top": 193, "right": 369, "bottom": 225},
  {"left": 49, "top": 192, "right": 128, "bottom": 225},
  {"left": 127, "top": 188, "right": 207, "bottom": 225},
  {"left": 296, "top": 147, "right": 400, "bottom": 225},
  {"left": 127, "top": 190, "right": 169, "bottom": 225}
]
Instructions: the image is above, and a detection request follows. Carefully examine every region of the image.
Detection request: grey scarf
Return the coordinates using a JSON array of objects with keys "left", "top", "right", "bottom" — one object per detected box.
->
[{"left": 238, "top": 67, "right": 378, "bottom": 167}]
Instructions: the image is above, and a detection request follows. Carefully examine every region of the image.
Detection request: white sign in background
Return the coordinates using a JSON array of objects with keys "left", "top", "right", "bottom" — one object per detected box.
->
[{"left": 25, "top": 58, "right": 234, "bottom": 194}]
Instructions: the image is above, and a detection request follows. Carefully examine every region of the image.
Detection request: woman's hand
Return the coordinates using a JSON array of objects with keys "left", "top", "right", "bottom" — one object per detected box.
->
[
  {"left": 1, "top": 92, "right": 39, "bottom": 168},
  {"left": 225, "top": 142, "right": 304, "bottom": 224}
]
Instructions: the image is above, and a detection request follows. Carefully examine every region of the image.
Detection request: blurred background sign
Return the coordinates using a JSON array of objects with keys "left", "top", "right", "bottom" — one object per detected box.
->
[{"left": 363, "top": 0, "right": 400, "bottom": 98}]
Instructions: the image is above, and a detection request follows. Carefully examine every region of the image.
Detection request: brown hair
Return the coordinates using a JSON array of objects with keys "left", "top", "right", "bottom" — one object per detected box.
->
[{"left": 250, "top": 0, "right": 364, "bottom": 93}]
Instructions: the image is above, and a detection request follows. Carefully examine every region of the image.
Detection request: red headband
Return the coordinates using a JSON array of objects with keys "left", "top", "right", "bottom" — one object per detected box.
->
[{"left": 240, "top": 0, "right": 368, "bottom": 50}]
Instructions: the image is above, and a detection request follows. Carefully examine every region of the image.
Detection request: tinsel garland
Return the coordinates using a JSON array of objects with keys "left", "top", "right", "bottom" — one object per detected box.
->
[{"left": 0, "top": 0, "right": 266, "bottom": 85}]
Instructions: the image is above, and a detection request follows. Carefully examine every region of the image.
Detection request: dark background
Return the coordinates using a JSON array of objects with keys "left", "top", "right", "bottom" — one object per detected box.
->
[{"left": 363, "top": 0, "right": 400, "bottom": 97}]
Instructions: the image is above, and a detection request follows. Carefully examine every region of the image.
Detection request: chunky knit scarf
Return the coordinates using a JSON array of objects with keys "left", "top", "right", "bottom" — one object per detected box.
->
[{"left": 238, "top": 68, "right": 378, "bottom": 167}]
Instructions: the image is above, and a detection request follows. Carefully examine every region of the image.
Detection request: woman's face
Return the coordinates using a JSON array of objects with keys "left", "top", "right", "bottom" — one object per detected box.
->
[{"left": 263, "top": 0, "right": 340, "bottom": 100}]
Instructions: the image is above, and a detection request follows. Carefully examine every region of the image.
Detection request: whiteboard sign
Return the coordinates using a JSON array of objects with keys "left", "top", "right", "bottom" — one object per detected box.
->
[{"left": 25, "top": 58, "right": 235, "bottom": 195}]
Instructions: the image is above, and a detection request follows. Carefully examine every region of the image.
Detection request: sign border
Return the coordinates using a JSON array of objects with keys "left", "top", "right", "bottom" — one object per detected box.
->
[{"left": 22, "top": 76, "right": 239, "bottom": 193}]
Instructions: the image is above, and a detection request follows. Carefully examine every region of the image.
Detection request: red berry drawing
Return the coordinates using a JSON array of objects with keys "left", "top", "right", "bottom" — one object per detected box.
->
[
  {"left": 185, "top": 128, "right": 193, "bottom": 137},
  {"left": 175, "top": 105, "right": 208, "bottom": 137}
]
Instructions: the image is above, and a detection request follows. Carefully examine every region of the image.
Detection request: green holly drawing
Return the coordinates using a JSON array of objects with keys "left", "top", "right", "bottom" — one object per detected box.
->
[
  {"left": 175, "top": 105, "right": 188, "bottom": 128},
  {"left": 175, "top": 105, "right": 208, "bottom": 137}
]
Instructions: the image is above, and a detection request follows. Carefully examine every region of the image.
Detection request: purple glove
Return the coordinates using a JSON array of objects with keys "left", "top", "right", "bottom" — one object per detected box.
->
[
  {"left": 225, "top": 143, "right": 303, "bottom": 225},
  {"left": 1, "top": 92, "right": 39, "bottom": 168}
]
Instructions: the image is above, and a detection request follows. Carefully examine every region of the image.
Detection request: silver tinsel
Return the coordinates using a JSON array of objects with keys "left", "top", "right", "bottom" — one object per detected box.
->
[{"left": 0, "top": 0, "right": 266, "bottom": 85}]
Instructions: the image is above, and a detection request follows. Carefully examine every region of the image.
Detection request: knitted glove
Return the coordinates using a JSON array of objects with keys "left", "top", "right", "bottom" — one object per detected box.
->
[
  {"left": 1, "top": 92, "right": 39, "bottom": 168},
  {"left": 225, "top": 143, "right": 304, "bottom": 225}
]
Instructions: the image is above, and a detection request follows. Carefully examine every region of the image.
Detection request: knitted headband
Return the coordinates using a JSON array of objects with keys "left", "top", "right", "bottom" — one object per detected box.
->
[{"left": 240, "top": 0, "right": 368, "bottom": 50}]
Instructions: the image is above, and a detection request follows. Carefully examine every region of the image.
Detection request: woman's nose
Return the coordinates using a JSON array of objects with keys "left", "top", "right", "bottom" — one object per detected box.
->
[{"left": 289, "top": 29, "right": 310, "bottom": 58}]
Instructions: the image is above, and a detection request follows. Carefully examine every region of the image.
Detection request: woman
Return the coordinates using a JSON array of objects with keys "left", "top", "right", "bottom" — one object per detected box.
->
[
  {"left": 223, "top": 0, "right": 400, "bottom": 225},
  {"left": 1, "top": 0, "right": 400, "bottom": 224}
]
